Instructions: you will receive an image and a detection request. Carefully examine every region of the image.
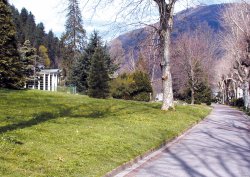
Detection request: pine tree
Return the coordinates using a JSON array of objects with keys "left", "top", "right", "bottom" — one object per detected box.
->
[
  {"left": 19, "top": 8, "right": 28, "bottom": 44},
  {"left": 0, "top": 0, "right": 24, "bottom": 89},
  {"left": 64, "top": 0, "right": 86, "bottom": 53},
  {"left": 35, "top": 22, "right": 45, "bottom": 48},
  {"left": 88, "top": 47, "right": 110, "bottom": 98},
  {"left": 25, "top": 12, "right": 36, "bottom": 45},
  {"left": 19, "top": 40, "right": 37, "bottom": 81},
  {"left": 68, "top": 54, "right": 89, "bottom": 93},
  {"left": 67, "top": 31, "right": 99, "bottom": 92},
  {"left": 45, "top": 30, "right": 56, "bottom": 67}
]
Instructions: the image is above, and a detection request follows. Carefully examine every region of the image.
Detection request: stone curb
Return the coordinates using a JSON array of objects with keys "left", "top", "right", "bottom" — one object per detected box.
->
[{"left": 103, "top": 107, "right": 213, "bottom": 177}]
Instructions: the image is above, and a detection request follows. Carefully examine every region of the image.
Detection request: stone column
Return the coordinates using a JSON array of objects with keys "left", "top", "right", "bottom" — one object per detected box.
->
[
  {"left": 52, "top": 74, "right": 55, "bottom": 91},
  {"left": 43, "top": 74, "right": 46, "bottom": 90},
  {"left": 55, "top": 74, "right": 58, "bottom": 91},
  {"left": 48, "top": 73, "right": 51, "bottom": 91},
  {"left": 38, "top": 77, "right": 40, "bottom": 90}
]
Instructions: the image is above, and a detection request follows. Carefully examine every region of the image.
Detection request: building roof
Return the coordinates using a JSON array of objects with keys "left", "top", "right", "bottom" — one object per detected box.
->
[{"left": 39, "top": 69, "right": 60, "bottom": 74}]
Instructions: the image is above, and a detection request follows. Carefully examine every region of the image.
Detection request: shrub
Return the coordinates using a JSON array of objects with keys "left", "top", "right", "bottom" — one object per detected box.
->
[
  {"left": 231, "top": 98, "right": 244, "bottom": 108},
  {"left": 177, "top": 81, "right": 212, "bottom": 105},
  {"left": 111, "top": 71, "right": 152, "bottom": 102}
]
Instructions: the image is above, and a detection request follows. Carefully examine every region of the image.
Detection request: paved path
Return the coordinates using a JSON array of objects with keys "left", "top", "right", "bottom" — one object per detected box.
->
[{"left": 115, "top": 104, "right": 250, "bottom": 177}]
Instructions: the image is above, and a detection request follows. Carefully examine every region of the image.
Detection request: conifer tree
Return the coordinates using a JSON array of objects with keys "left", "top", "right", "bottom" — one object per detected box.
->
[
  {"left": 35, "top": 22, "right": 45, "bottom": 48},
  {"left": 25, "top": 12, "right": 36, "bottom": 45},
  {"left": 0, "top": 0, "right": 24, "bottom": 89},
  {"left": 19, "top": 8, "right": 28, "bottom": 44},
  {"left": 19, "top": 40, "right": 37, "bottom": 81},
  {"left": 64, "top": 0, "right": 86, "bottom": 53},
  {"left": 88, "top": 47, "right": 110, "bottom": 98},
  {"left": 68, "top": 54, "right": 89, "bottom": 93}
]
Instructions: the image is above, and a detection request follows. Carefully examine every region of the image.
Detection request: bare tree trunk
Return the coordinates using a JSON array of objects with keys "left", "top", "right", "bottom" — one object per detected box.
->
[
  {"left": 191, "top": 87, "right": 195, "bottom": 105},
  {"left": 161, "top": 29, "right": 174, "bottom": 110},
  {"left": 243, "top": 80, "right": 249, "bottom": 109},
  {"left": 157, "top": 0, "right": 176, "bottom": 110}
]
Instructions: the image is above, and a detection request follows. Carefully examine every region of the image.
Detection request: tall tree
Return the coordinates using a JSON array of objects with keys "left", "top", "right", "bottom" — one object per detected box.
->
[
  {"left": 64, "top": 0, "right": 86, "bottom": 53},
  {"left": 68, "top": 54, "right": 89, "bottom": 93},
  {"left": 19, "top": 40, "right": 37, "bottom": 82},
  {"left": 88, "top": 47, "right": 110, "bottom": 98},
  {"left": 0, "top": 0, "right": 24, "bottom": 89},
  {"left": 45, "top": 30, "right": 57, "bottom": 67},
  {"left": 38, "top": 45, "right": 51, "bottom": 68},
  {"left": 35, "top": 22, "right": 45, "bottom": 48},
  {"left": 172, "top": 25, "right": 216, "bottom": 104},
  {"left": 19, "top": 8, "right": 28, "bottom": 44},
  {"left": 220, "top": 2, "right": 250, "bottom": 109},
  {"left": 25, "top": 12, "right": 36, "bottom": 45}
]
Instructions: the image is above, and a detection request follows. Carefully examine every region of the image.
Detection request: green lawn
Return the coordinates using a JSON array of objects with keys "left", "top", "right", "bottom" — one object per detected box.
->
[{"left": 0, "top": 89, "right": 211, "bottom": 177}]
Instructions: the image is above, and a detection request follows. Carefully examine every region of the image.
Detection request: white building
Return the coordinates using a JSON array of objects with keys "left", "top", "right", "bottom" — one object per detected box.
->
[{"left": 27, "top": 69, "right": 60, "bottom": 91}]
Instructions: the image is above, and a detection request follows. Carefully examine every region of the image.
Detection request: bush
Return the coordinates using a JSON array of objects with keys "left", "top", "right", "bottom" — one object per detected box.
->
[
  {"left": 133, "top": 92, "right": 151, "bottom": 102},
  {"left": 231, "top": 98, "right": 244, "bottom": 108},
  {"left": 111, "top": 71, "right": 152, "bottom": 102},
  {"left": 177, "top": 81, "right": 212, "bottom": 105}
]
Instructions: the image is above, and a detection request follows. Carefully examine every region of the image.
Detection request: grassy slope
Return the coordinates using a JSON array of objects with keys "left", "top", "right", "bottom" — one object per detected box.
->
[{"left": 0, "top": 89, "right": 211, "bottom": 177}]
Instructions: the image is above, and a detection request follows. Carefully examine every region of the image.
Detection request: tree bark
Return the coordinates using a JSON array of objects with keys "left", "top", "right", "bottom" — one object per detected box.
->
[
  {"left": 243, "top": 80, "right": 249, "bottom": 109},
  {"left": 156, "top": 0, "right": 175, "bottom": 110}
]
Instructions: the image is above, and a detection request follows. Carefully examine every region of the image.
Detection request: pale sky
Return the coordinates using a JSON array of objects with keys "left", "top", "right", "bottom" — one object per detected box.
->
[{"left": 9, "top": 0, "right": 233, "bottom": 40}]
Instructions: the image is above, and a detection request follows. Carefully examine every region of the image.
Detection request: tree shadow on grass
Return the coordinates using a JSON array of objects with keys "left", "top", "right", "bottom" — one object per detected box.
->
[
  {"left": 0, "top": 105, "right": 73, "bottom": 134},
  {"left": 0, "top": 103, "right": 129, "bottom": 134},
  {"left": 0, "top": 101, "right": 155, "bottom": 134}
]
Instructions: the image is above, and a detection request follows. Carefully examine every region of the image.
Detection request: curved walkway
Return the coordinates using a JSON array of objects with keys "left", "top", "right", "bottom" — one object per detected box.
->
[{"left": 114, "top": 104, "right": 250, "bottom": 177}]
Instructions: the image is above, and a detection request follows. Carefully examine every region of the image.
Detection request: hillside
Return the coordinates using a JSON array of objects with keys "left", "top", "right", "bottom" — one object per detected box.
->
[{"left": 0, "top": 89, "right": 210, "bottom": 176}]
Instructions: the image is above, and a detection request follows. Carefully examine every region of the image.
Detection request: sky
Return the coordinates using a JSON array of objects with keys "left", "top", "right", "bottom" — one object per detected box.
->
[{"left": 9, "top": 0, "right": 233, "bottom": 40}]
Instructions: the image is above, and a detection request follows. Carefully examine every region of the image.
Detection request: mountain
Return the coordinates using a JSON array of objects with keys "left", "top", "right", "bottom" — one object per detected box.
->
[{"left": 110, "top": 3, "right": 230, "bottom": 95}]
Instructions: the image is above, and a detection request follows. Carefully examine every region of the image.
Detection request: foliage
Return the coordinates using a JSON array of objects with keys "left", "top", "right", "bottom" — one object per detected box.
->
[
  {"left": 0, "top": 89, "right": 211, "bottom": 177},
  {"left": 111, "top": 71, "right": 152, "bottom": 102},
  {"left": 38, "top": 45, "right": 51, "bottom": 68},
  {"left": 194, "top": 81, "right": 212, "bottom": 105},
  {"left": 177, "top": 80, "right": 212, "bottom": 105},
  {"left": 88, "top": 47, "right": 110, "bottom": 98},
  {"left": 19, "top": 40, "right": 37, "bottom": 81},
  {"left": 68, "top": 31, "right": 117, "bottom": 93},
  {"left": 230, "top": 98, "right": 244, "bottom": 108},
  {"left": 10, "top": 6, "right": 60, "bottom": 68},
  {"left": 0, "top": 0, "right": 24, "bottom": 89},
  {"left": 68, "top": 53, "right": 89, "bottom": 93},
  {"left": 64, "top": 0, "right": 86, "bottom": 53}
]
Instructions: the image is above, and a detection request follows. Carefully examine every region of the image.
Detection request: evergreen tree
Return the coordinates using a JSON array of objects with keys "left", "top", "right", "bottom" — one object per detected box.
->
[
  {"left": 19, "top": 40, "right": 37, "bottom": 81},
  {"left": 19, "top": 8, "right": 28, "bottom": 44},
  {"left": 88, "top": 47, "right": 110, "bottom": 98},
  {"left": 45, "top": 30, "right": 56, "bottom": 67},
  {"left": 0, "top": 0, "right": 24, "bottom": 89},
  {"left": 67, "top": 31, "right": 99, "bottom": 91},
  {"left": 68, "top": 54, "right": 89, "bottom": 93},
  {"left": 25, "top": 12, "right": 36, "bottom": 45},
  {"left": 10, "top": 5, "right": 22, "bottom": 44},
  {"left": 35, "top": 22, "right": 45, "bottom": 48},
  {"left": 64, "top": 0, "right": 86, "bottom": 53}
]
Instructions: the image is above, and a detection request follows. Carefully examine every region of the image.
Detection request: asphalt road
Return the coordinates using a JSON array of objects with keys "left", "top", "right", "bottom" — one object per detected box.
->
[{"left": 115, "top": 104, "right": 250, "bottom": 177}]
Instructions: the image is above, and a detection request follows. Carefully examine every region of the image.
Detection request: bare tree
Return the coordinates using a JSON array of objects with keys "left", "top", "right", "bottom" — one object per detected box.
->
[
  {"left": 172, "top": 25, "right": 216, "bottom": 104},
  {"left": 221, "top": 2, "right": 250, "bottom": 108}
]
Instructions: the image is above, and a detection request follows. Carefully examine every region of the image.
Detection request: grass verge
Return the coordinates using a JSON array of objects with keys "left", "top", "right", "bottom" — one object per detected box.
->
[{"left": 0, "top": 89, "right": 211, "bottom": 177}]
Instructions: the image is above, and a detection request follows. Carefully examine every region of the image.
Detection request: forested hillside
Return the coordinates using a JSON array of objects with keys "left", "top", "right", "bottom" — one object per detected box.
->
[{"left": 10, "top": 5, "right": 60, "bottom": 68}]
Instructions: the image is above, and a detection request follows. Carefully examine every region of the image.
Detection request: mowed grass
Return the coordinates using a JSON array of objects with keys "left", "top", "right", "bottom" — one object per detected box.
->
[{"left": 0, "top": 89, "right": 211, "bottom": 177}]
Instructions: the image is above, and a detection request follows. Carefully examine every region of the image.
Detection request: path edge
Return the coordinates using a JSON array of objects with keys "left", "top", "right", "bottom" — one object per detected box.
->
[{"left": 103, "top": 106, "right": 214, "bottom": 177}]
